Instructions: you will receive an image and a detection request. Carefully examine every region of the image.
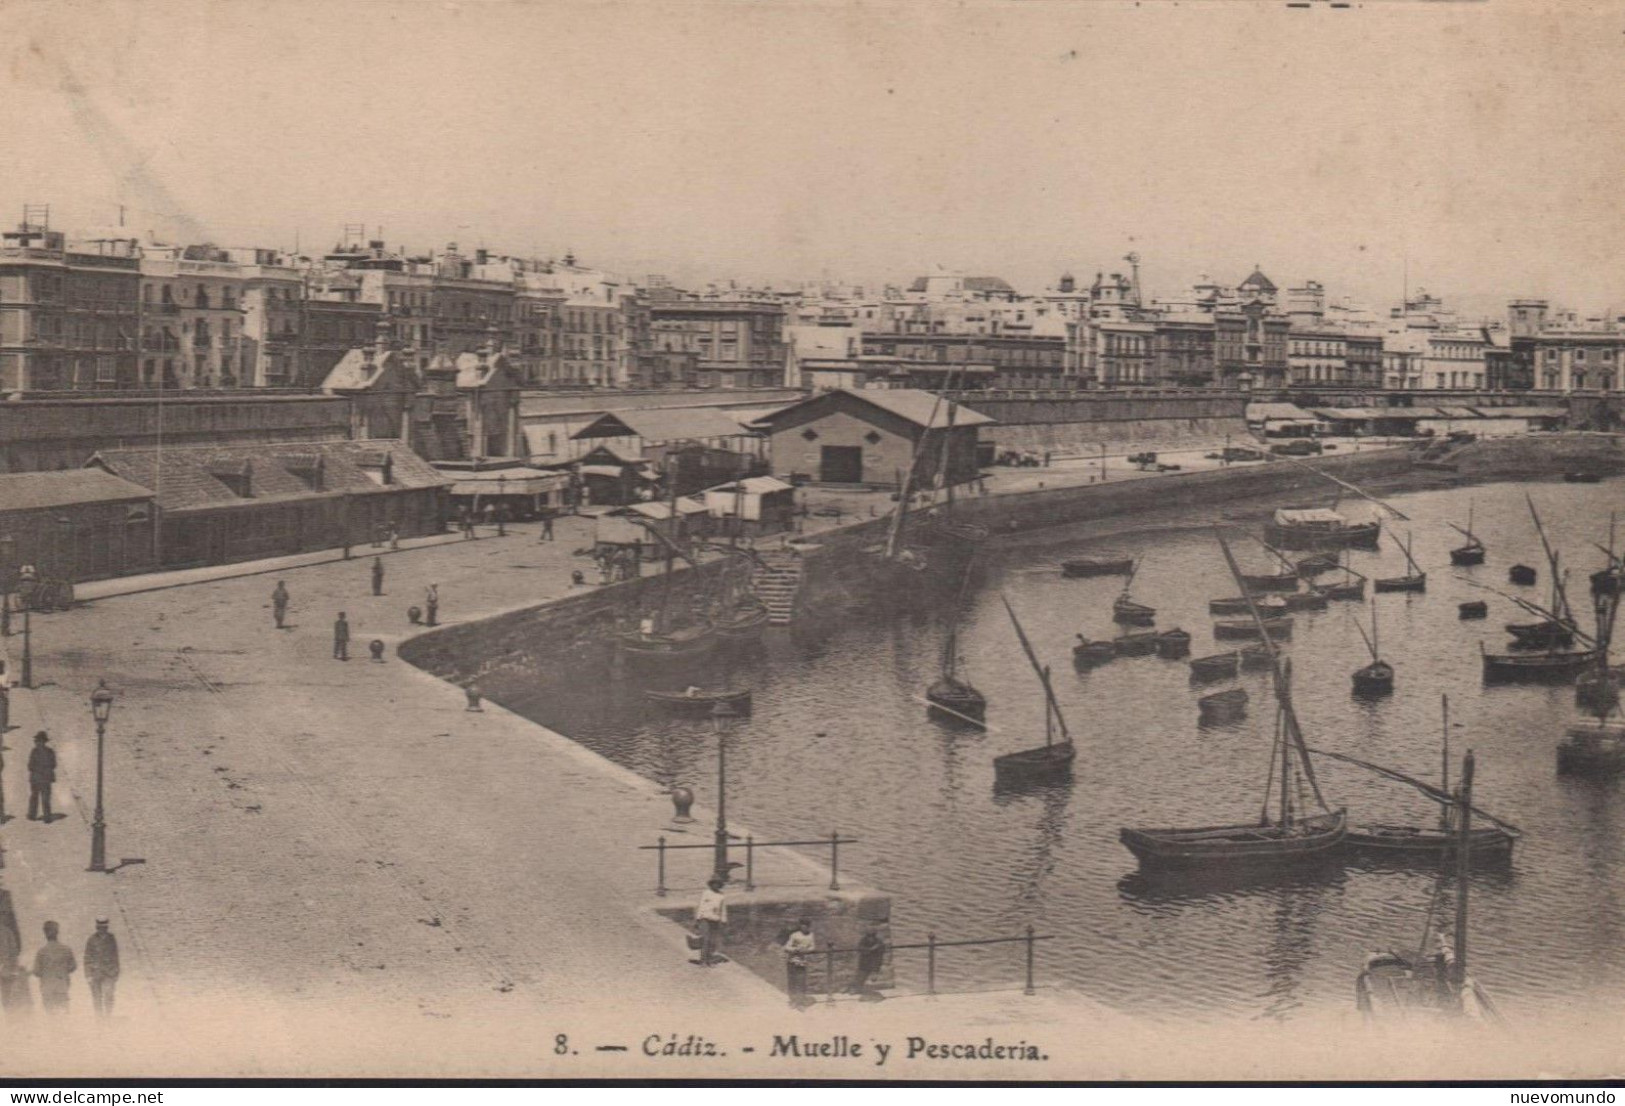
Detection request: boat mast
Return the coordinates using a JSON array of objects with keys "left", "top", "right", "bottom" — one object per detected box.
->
[
  {"left": 1001, "top": 595, "right": 1072, "bottom": 747},
  {"left": 1043, "top": 665, "right": 1054, "bottom": 748},
  {"left": 1279, "top": 680, "right": 1292, "bottom": 829},
  {"left": 1440, "top": 694, "right": 1451, "bottom": 832},
  {"left": 883, "top": 383, "right": 951, "bottom": 560},
  {"left": 1452, "top": 750, "right": 1475, "bottom": 1005}
]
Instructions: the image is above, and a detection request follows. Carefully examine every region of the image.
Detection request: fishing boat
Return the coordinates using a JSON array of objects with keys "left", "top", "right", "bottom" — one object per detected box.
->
[
  {"left": 1564, "top": 470, "right": 1604, "bottom": 484},
  {"left": 1120, "top": 533, "right": 1347, "bottom": 871},
  {"left": 926, "top": 563, "right": 987, "bottom": 722},
  {"left": 1264, "top": 506, "right": 1382, "bottom": 551},
  {"left": 1351, "top": 601, "right": 1393, "bottom": 699},
  {"left": 1373, "top": 530, "right": 1426, "bottom": 593},
  {"left": 1072, "top": 635, "right": 1115, "bottom": 667},
  {"left": 1112, "top": 596, "right": 1156, "bottom": 627},
  {"left": 1113, "top": 629, "right": 1161, "bottom": 657},
  {"left": 993, "top": 597, "right": 1076, "bottom": 786},
  {"left": 1480, "top": 643, "right": 1597, "bottom": 683},
  {"left": 1355, "top": 751, "right": 1504, "bottom": 1025},
  {"left": 1061, "top": 556, "right": 1135, "bottom": 578},
  {"left": 713, "top": 597, "right": 771, "bottom": 642},
  {"left": 645, "top": 687, "right": 752, "bottom": 713},
  {"left": 1509, "top": 564, "right": 1537, "bottom": 586},
  {"left": 1198, "top": 688, "right": 1248, "bottom": 723},
  {"left": 1239, "top": 644, "right": 1275, "bottom": 671},
  {"left": 1558, "top": 716, "right": 1625, "bottom": 775},
  {"left": 1238, "top": 568, "right": 1300, "bottom": 593},
  {"left": 1329, "top": 698, "right": 1520, "bottom": 861},
  {"left": 1320, "top": 549, "right": 1367, "bottom": 602},
  {"left": 1209, "top": 594, "right": 1288, "bottom": 617},
  {"left": 1458, "top": 600, "right": 1489, "bottom": 620},
  {"left": 1214, "top": 616, "right": 1293, "bottom": 641},
  {"left": 1558, "top": 516, "right": 1625, "bottom": 773},
  {"left": 1505, "top": 498, "right": 1582, "bottom": 651},
  {"left": 1155, "top": 628, "right": 1192, "bottom": 659},
  {"left": 1295, "top": 553, "right": 1341, "bottom": 577},
  {"left": 1189, "top": 651, "right": 1240, "bottom": 683},
  {"left": 1281, "top": 589, "right": 1329, "bottom": 613},
  {"left": 1449, "top": 502, "right": 1486, "bottom": 567},
  {"left": 1506, "top": 620, "right": 1574, "bottom": 650}
]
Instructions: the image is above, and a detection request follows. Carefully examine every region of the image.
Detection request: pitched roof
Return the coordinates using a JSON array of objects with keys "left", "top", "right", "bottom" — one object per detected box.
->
[
  {"left": 1240, "top": 268, "right": 1277, "bottom": 293},
  {"left": 0, "top": 468, "right": 154, "bottom": 512},
  {"left": 1246, "top": 402, "right": 1318, "bottom": 422},
  {"left": 322, "top": 348, "right": 412, "bottom": 392},
  {"left": 834, "top": 388, "right": 995, "bottom": 428},
  {"left": 88, "top": 440, "right": 449, "bottom": 512},
  {"left": 571, "top": 407, "right": 758, "bottom": 443}
]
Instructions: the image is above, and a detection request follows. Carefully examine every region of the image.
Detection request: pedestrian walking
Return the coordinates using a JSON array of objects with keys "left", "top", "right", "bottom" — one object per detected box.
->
[
  {"left": 26, "top": 732, "right": 54, "bottom": 823},
  {"left": 540, "top": 512, "right": 555, "bottom": 542},
  {"left": 371, "top": 556, "right": 385, "bottom": 597},
  {"left": 783, "top": 918, "right": 816, "bottom": 1008},
  {"left": 333, "top": 612, "right": 350, "bottom": 661},
  {"left": 388, "top": 523, "right": 400, "bottom": 551},
  {"left": 0, "top": 890, "right": 27, "bottom": 1014},
  {"left": 425, "top": 584, "right": 439, "bottom": 627},
  {"left": 83, "top": 920, "right": 119, "bottom": 1018},
  {"left": 495, "top": 506, "right": 507, "bottom": 538},
  {"left": 848, "top": 926, "right": 887, "bottom": 1000},
  {"left": 31, "top": 921, "right": 74, "bottom": 1013},
  {"left": 693, "top": 878, "right": 727, "bottom": 966},
  {"left": 271, "top": 580, "right": 290, "bottom": 629}
]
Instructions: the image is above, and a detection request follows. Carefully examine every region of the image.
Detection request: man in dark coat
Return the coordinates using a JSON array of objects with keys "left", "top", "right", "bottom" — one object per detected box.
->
[
  {"left": 333, "top": 612, "right": 350, "bottom": 661},
  {"left": 26, "top": 732, "right": 54, "bottom": 823},
  {"left": 424, "top": 585, "right": 439, "bottom": 627},
  {"left": 84, "top": 919, "right": 119, "bottom": 1017},
  {"left": 371, "top": 556, "right": 385, "bottom": 597},
  {"left": 848, "top": 926, "right": 887, "bottom": 1000},
  {"left": 271, "top": 581, "right": 290, "bottom": 629},
  {"left": 31, "top": 921, "right": 74, "bottom": 1012}
]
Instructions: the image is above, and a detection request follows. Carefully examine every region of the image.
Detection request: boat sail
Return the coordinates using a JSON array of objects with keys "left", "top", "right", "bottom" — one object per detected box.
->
[
  {"left": 1119, "top": 531, "right": 1346, "bottom": 871},
  {"left": 1351, "top": 600, "right": 1394, "bottom": 698},
  {"left": 1449, "top": 500, "right": 1486, "bottom": 566},
  {"left": 1356, "top": 750, "right": 1504, "bottom": 1024},
  {"left": 993, "top": 596, "right": 1076, "bottom": 786},
  {"left": 927, "top": 562, "right": 987, "bottom": 723},
  {"left": 1373, "top": 530, "right": 1426, "bottom": 593}
]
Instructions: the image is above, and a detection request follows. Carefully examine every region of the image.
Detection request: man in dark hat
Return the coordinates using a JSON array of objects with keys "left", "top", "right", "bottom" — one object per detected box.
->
[
  {"left": 333, "top": 612, "right": 350, "bottom": 661},
  {"left": 84, "top": 919, "right": 119, "bottom": 1017},
  {"left": 371, "top": 555, "right": 385, "bottom": 597},
  {"left": 26, "top": 732, "right": 55, "bottom": 823},
  {"left": 31, "top": 921, "right": 74, "bottom": 1013},
  {"left": 271, "top": 580, "right": 290, "bottom": 629},
  {"left": 848, "top": 926, "right": 887, "bottom": 1001}
]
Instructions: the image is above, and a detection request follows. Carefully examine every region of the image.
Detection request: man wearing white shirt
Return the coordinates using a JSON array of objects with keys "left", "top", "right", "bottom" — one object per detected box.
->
[
  {"left": 694, "top": 878, "right": 727, "bottom": 966},
  {"left": 783, "top": 918, "right": 816, "bottom": 1008}
]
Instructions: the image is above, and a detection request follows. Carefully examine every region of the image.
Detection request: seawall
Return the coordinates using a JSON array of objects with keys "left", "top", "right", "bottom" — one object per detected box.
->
[{"left": 962, "top": 392, "right": 1250, "bottom": 458}]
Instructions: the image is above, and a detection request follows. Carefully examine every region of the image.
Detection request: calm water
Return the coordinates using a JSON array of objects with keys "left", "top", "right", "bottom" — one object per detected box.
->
[{"left": 485, "top": 474, "right": 1625, "bottom": 1021}]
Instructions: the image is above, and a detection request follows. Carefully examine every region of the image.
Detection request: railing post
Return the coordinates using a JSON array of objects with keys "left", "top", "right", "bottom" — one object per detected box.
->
[
  {"left": 1024, "top": 925, "right": 1036, "bottom": 996},
  {"left": 926, "top": 932, "right": 937, "bottom": 996},
  {"left": 744, "top": 835, "right": 756, "bottom": 891},
  {"left": 829, "top": 830, "right": 840, "bottom": 891},
  {"left": 655, "top": 836, "right": 667, "bottom": 897},
  {"left": 826, "top": 944, "right": 837, "bottom": 1004}
]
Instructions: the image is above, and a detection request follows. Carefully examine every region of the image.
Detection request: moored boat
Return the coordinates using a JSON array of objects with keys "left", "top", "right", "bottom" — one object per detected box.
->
[
  {"left": 1189, "top": 651, "right": 1240, "bottom": 683},
  {"left": 1113, "top": 595, "right": 1156, "bottom": 626},
  {"left": 1281, "top": 589, "right": 1329, "bottom": 612},
  {"left": 1557, "top": 716, "right": 1625, "bottom": 775},
  {"left": 1351, "top": 601, "right": 1393, "bottom": 698},
  {"left": 1072, "top": 636, "right": 1115, "bottom": 667},
  {"left": 1214, "top": 616, "right": 1293, "bottom": 641},
  {"left": 1238, "top": 570, "right": 1300, "bottom": 593},
  {"left": 1061, "top": 556, "right": 1135, "bottom": 578},
  {"left": 645, "top": 687, "right": 752, "bottom": 713},
  {"left": 994, "top": 597, "right": 1076, "bottom": 787},
  {"left": 927, "top": 676, "right": 987, "bottom": 723},
  {"left": 1481, "top": 643, "right": 1597, "bottom": 683},
  {"left": 1295, "top": 553, "right": 1341, "bottom": 577},
  {"left": 1373, "top": 530, "right": 1426, "bottom": 593},
  {"left": 1155, "top": 628, "right": 1192, "bottom": 659},
  {"left": 618, "top": 619, "right": 718, "bottom": 662},
  {"left": 1264, "top": 507, "right": 1382, "bottom": 551},
  {"left": 1458, "top": 600, "right": 1488, "bottom": 620},
  {"left": 1114, "top": 629, "right": 1161, "bottom": 657},
  {"left": 1210, "top": 594, "right": 1288, "bottom": 617},
  {"left": 1449, "top": 503, "right": 1485, "bottom": 567},
  {"left": 1197, "top": 687, "right": 1248, "bottom": 722},
  {"left": 1239, "top": 644, "right": 1275, "bottom": 671},
  {"left": 1509, "top": 563, "right": 1537, "bottom": 586}
]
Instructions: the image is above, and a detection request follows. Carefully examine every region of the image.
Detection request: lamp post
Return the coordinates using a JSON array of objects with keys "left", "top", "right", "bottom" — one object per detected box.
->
[
  {"left": 0, "top": 534, "right": 13, "bottom": 638},
  {"left": 18, "top": 565, "right": 35, "bottom": 689},
  {"left": 712, "top": 700, "right": 735, "bottom": 882},
  {"left": 88, "top": 680, "right": 113, "bottom": 872}
]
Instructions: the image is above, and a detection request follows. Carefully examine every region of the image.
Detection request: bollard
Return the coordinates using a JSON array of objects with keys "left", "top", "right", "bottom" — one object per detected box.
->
[
  {"left": 829, "top": 831, "right": 840, "bottom": 892},
  {"left": 655, "top": 836, "right": 667, "bottom": 897},
  {"left": 744, "top": 835, "right": 755, "bottom": 891},
  {"left": 926, "top": 932, "right": 937, "bottom": 996},
  {"left": 1024, "top": 925, "right": 1036, "bottom": 996}
]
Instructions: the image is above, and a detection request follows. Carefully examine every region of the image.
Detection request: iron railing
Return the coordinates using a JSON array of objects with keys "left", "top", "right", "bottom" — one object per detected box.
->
[
  {"left": 807, "top": 927, "right": 1055, "bottom": 1001},
  {"left": 639, "top": 832, "right": 858, "bottom": 895}
]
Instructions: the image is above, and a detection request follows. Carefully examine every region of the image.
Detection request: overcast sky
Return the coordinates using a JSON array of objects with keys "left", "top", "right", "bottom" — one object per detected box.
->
[{"left": 2, "top": 0, "right": 1620, "bottom": 315}]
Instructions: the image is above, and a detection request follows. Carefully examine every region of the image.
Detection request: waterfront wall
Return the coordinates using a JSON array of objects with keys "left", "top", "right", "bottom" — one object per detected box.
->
[{"left": 962, "top": 393, "right": 1252, "bottom": 458}]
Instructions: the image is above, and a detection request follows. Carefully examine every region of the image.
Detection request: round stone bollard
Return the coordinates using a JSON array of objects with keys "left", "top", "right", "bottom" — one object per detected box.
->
[
  {"left": 407, "top": 605, "right": 423, "bottom": 625},
  {"left": 464, "top": 686, "right": 483, "bottom": 712},
  {"left": 671, "top": 786, "right": 695, "bottom": 823},
  {"left": 368, "top": 639, "right": 385, "bottom": 663}
]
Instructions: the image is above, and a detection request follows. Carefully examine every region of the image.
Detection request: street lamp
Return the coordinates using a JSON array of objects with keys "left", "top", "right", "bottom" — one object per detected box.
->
[
  {"left": 18, "top": 565, "right": 35, "bottom": 689},
  {"left": 711, "top": 700, "right": 735, "bottom": 882},
  {"left": 88, "top": 680, "right": 113, "bottom": 873},
  {"left": 0, "top": 534, "right": 13, "bottom": 638}
]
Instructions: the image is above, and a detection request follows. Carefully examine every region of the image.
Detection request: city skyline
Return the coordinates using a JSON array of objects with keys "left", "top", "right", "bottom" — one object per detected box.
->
[{"left": 4, "top": 1, "right": 1622, "bottom": 316}]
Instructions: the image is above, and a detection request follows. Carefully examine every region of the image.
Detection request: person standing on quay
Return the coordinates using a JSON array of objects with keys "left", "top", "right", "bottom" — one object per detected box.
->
[
  {"left": 333, "top": 612, "right": 350, "bottom": 661},
  {"left": 26, "top": 732, "right": 55, "bottom": 823},
  {"left": 783, "top": 918, "right": 816, "bottom": 1009},
  {"left": 84, "top": 920, "right": 119, "bottom": 1018},
  {"left": 31, "top": 921, "right": 74, "bottom": 1013},
  {"left": 540, "top": 512, "right": 555, "bottom": 542},
  {"left": 425, "top": 584, "right": 439, "bottom": 627},
  {"left": 271, "top": 580, "right": 290, "bottom": 629},
  {"left": 371, "top": 556, "right": 385, "bottom": 597},
  {"left": 848, "top": 926, "right": 886, "bottom": 1000},
  {"left": 694, "top": 878, "right": 727, "bottom": 967}
]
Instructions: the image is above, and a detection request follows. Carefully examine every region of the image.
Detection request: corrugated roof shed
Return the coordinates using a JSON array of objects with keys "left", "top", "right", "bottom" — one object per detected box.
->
[
  {"left": 1472, "top": 406, "right": 1568, "bottom": 419},
  {"left": 1246, "top": 402, "right": 1319, "bottom": 422},
  {"left": 838, "top": 388, "right": 994, "bottom": 429},
  {"left": 572, "top": 407, "right": 760, "bottom": 443},
  {"left": 0, "top": 468, "right": 154, "bottom": 511}
]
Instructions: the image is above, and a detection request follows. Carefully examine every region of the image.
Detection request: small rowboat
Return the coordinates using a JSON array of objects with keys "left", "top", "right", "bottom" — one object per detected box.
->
[
  {"left": 644, "top": 688, "right": 753, "bottom": 713},
  {"left": 1373, "top": 574, "right": 1425, "bottom": 594},
  {"left": 1558, "top": 717, "right": 1625, "bottom": 776},
  {"left": 1458, "top": 600, "right": 1488, "bottom": 620},
  {"left": 1344, "top": 823, "right": 1516, "bottom": 861},
  {"left": 1156, "top": 628, "right": 1192, "bottom": 659},
  {"left": 1214, "top": 617, "right": 1293, "bottom": 641},
  {"left": 1209, "top": 595, "right": 1288, "bottom": 616},
  {"left": 1322, "top": 577, "right": 1366, "bottom": 601},
  {"left": 1238, "top": 571, "right": 1300, "bottom": 593},
  {"left": 1113, "top": 595, "right": 1156, "bottom": 626},
  {"left": 1280, "top": 589, "right": 1329, "bottom": 612},
  {"left": 994, "top": 741, "right": 1076, "bottom": 786},
  {"left": 1295, "top": 553, "right": 1341, "bottom": 577},
  {"left": 1198, "top": 688, "right": 1248, "bottom": 722},
  {"left": 1114, "top": 630, "right": 1161, "bottom": 657},
  {"left": 1239, "top": 644, "right": 1275, "bottom": 671},
  {"left": 1189, "top": 652, "right": 1240, "bottom": 683},
  {"left": 1352, "top": 660, "right": 1394, "bottom": 698},
  {"left": 1120, "top": 811, "right": 1346, "bottom": 870},
  {"left": 1509, "top": 564, "right": 1537, "bottom": 586},
  {"left": 1061, "top": 556, "right": 1135, "bottom": 578},
  {"left": 1072, "top": 637, "right": 1116, "bottom": 667},
  {"left": 927, "top": 677, "right": 987, "bottom": 723}
]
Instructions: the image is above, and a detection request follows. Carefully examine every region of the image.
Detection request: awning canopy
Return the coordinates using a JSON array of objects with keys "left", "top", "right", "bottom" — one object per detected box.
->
[{"left": 447, "top": 468, "right": 569, "bottom": 497}]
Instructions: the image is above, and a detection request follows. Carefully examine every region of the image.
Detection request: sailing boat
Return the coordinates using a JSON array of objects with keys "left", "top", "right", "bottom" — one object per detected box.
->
[
  {"left": 1351, "top": 600, "right": 1394, "bottom": 698},
  {"left": 1111, "top": 560, "right": 1156, "bottom": 626},
  {"left": 1559, "top": 516, "right": 1625, "bottom": 774},
  {"left": 1506, "top": 498, "right": 1578, "bottom": 650},
  {"left": 1333, "top": 697, "right": 1519, "bottom": 860},
  {"left": 616, "top": 458, "right": 716, "bottom": 663},
  {"left": 1119, "top": 532, "right": 1346, "bottom": 871},
  {"left": 1449, "top": 500, "right": 1486, "bottom": 566},
  {"left": 1373, "top": 530, "right": 1426, "bottom": 593},
  {"left": 1321, "top": 547, "right": 1368, "bottom": 602},
  {"left": 993, "top": 596, "right": 1076, "bottom": 786},
  {"left": 927, "top": 563, "right": 987, "bottom": 723},
  {"left": 1356, "top": 750, "right": 1503, "bottom": 1023}
]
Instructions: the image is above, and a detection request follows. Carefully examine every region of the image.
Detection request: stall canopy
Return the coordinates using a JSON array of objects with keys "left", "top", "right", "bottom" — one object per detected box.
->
[
  {"left": 571, "top": 407, "right": 761, "bottom": 447},
  {"left": 446, "top": 467, "right": 570, "bottom": 498}
]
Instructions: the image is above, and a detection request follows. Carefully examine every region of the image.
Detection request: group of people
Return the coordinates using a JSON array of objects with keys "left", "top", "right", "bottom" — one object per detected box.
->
[
  {"left": 594, "top": 545, "right": 640, "bottom": 585},
  {"left": 272, "top": 572, "right": 443, "bottom": 661},
  {"left": 0, "top": 917, "right": 120, "bottom": 1018},
  {"left": 693, "top": 878, "right": 887, "bottom": 1008}
]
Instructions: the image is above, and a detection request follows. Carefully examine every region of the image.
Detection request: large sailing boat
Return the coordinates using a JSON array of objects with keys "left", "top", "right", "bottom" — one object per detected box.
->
[
  {"left": 615, "top": 463, "right": 717, "bottom": 664},
  {"left": 1559, "top": 517, "right": 1625, "bottom": 774},
  {"left": 927, "top": 562, "right": 987, "bottom": 723},
  {"left": 992, "top": 596, "right": 1075, "bottom": 786},
  {"left": 1119, "top": 532, "right": 1346, "bottom": 871}
]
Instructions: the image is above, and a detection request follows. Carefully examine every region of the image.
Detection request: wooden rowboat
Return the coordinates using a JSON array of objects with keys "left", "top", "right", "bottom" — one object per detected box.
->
[
  {"left": 1214, "top": 617, "right": 1293, "bottom": 641},
  {"left": 1198, "top": 688, "right": 1248, "bottom": 722},
  {"left": 645, "top": 687, "right": 752, "bottom": 713},
  {"left": 1189, "top": 652, "right": 1241, "bottom": 683},
  {"left": 1155, "top": 628, "right": 1192, "bottom": 659}
]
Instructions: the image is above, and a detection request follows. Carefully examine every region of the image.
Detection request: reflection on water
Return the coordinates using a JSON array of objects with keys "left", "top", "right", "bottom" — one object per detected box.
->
[{"left": 479, "top": 475, "right": 1625, "bottom": 1020}]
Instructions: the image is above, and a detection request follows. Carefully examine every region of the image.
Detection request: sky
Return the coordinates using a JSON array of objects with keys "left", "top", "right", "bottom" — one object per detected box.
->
[{"left": 2, "top": 0, "right": 1622, "bottom": 316}]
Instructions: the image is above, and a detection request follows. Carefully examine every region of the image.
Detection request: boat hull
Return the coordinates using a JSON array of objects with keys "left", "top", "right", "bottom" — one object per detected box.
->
[
  {"left": 1213, "top": 618, "right": 1293, "bottom": 641},
  {"left": 644, "top": 688, "right": 753, "bottom": 713},
  {"left": 927, "top": 679, "right": 987, "bottom": 722},
  {"left": 1189, "top": 652, "right": 1240, "bottom": 683},
  {"left": 1481, "top": 649, "right": 1597, "bottom": 683},
  {"left": 1061, "top": 558, "right": 1134, "bottom": 578},
  {"left": 993, "top": 741, "right": 1075, "bottom": 784},
  {"left": 1322, "top": 580, "right": 1366, "bottom": 601},
  {"left": 1264, "top": 520, "right": 1381, "bottom": 552},
  {"left": 1209, "top": 596, "right": 1288, "bottom": 616},
  {"left": 1352, "top": 663, "right": 1394, "bottom": 698},
  {"left": 1238, "top": 574, "right": 1300, "bottom": 593},
  {"left": 1558, "top": 729, "right": 1625, "bottom": 775},
  {"left": 1155, "top": 630, "right": 1192, "bottom": 659},
  {"left": 1072, "top": 642, "right": 1115, "bottom": 667},
  {"left": 1114, "top": 631, "right": 1161, "bottom": 657},
  {"left": 1450, "top": 547, "right": 1486, "bottom": 567},
  {"left": 1373, "top": 575, "right": 1426, "bottom": 594},
  {"left": 1458, "top": 601, "right": 1488, "bottom": 620},
  {"left": 1509, "top": 565, "right": 1537, "bottom": 586},
  {"left": 1345, "top": 823, "right": 1515, "bottom": 860},
  {"left": 1198, "top": 689, "right": 1248, "bottom": 721},
  {"left": 1120, "top": 810, "right": 1347, "bottom": 870}
]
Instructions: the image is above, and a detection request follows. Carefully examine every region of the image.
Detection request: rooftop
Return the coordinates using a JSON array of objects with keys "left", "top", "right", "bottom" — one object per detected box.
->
[{"left": 0, "top": 468, "right": 155, "bottom": 511}]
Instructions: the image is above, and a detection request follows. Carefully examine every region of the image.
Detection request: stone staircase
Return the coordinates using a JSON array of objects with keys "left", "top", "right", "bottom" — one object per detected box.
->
[{"left": 750, "top": 550, "right": 804, "bottom": 626}]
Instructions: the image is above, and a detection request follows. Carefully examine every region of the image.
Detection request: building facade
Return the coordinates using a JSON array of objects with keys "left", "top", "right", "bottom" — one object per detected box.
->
[{"left": 0, "top": 223, "right": 141, "bottom": 393}]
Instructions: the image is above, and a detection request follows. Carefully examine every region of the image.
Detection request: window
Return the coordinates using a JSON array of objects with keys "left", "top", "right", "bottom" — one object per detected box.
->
[
  {"left": 801, "top": 428, "right": 819, "bottom": 441},
  {"left": 864, "top": 431, "right": 882, "bottom": 444}
]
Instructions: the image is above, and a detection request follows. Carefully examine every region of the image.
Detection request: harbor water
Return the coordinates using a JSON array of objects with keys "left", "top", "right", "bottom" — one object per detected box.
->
[{"left": 486, "top": 474, "right": 1625, "bottom": 1022}]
